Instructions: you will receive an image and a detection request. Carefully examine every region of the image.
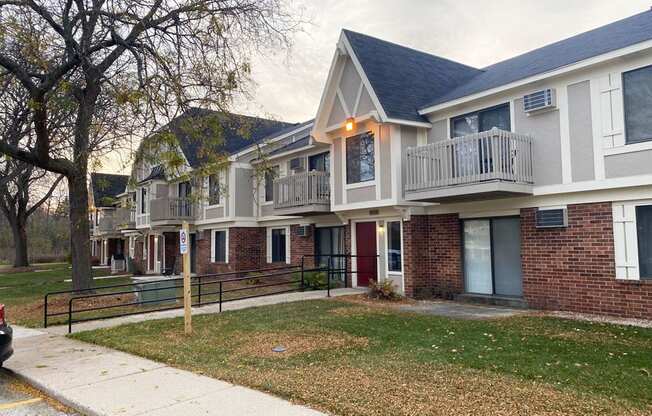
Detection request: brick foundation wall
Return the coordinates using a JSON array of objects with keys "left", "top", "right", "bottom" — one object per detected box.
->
[
  {"left": 521, "top": 202, "right": 652, "bottom": 319},
  {"left": 403, "top": 214, "right": 462, "bottom": 299}
]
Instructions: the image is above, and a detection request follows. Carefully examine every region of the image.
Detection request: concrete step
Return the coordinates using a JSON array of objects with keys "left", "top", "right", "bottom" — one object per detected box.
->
[{"left": 454, "top": 293, "right": 528, "bottom": 309}]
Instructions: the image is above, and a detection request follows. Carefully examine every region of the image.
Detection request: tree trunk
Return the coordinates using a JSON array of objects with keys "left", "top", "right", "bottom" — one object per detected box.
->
[
  {"left": 68, "top": 172, "right": 93, "bottom": 292},
  {"left": 9, "top": 217, "right": 29, "bottom": 268}
]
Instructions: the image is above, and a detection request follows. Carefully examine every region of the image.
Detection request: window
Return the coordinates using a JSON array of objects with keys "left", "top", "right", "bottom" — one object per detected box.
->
[
  {"left": 264, "top": 166, "right": 279, "bottom": 202},
  {"left": 309, "top": 152, "right": 330, "bottom": 172},
  {"left": 208, "top": 174, "right": 221, "bottom": 205},
  {"left": 212, "top": 230, "right": 227, "bottom": 263},
  {"left": 178, "top": 181, "right": 192, "bottom": 198},
  {"left": 140, "top": 187, "right": 147, "bottom": 214},
  {"left": 346, "top": 132, "right": 375, "bottom": 184},
  {"left": 270, "top": 228, "right": 287, "bottom": 263},
  {"left": 450, "top": 103, "right": 510, "bottom": 138},
  {"left": 387, "top": 221, "right": 402, "bottom": 272},
  {"left": 623, "top": 65, "right": 652, "bottom": 144},
  {"left": 636, "top": 206, "right": 652, "bottom": 279}
]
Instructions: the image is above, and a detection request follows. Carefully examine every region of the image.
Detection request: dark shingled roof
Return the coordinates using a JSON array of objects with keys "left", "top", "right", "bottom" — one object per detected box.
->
[
  {"left": 343, "top": 29, "right": 482, "bottom": 122},
  {"left": 267, "top": 135, "right": 311, "bottom": 157},
  {"left": 161, "top": 108, "right": 297, "bottom": 167},
  {"left": 139, "top": 165, "right": 166, "bottom": 183},
  {"left": 91, "top": 173, "right": 128, "bottom": 207},
  {"left": 421, "top": 9, "right": 652, "bottom": 109}
]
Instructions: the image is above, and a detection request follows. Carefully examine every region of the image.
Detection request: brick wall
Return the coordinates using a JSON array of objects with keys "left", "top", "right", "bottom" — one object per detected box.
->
[
  {"left": 521, "top": 202, "right": 652, "bottom": 319},
  {"left": 290, "top": 225, "right": 315, "bottom": 267},
  {"left": 403, "top": 214, "right": 462, "bottom": 299},
  {"left": 196, "top": 227, "right": 266, "bottom": 275}
]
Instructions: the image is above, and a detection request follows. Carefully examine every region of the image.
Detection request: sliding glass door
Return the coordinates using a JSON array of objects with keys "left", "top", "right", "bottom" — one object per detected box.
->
[{"left": 463, "top": 217, "right": 523, "bottom": 297}]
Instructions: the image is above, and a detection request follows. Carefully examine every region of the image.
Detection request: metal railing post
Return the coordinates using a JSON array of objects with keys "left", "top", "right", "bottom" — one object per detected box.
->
[
  {"left": 68, "top": 298, "right": 73, "bottom": 334},
  {"left": 197, "top": 277, "right": 202, "bottom": 306},
  {"left": 345, "top": 255, "right": 349, "bottom": 288},
  {"left": 327, "top": 256, "right": 332, "bottom": 297},
  {"left": 43, "top": 294, "right": 48, "bottom": 328},
  {"left": 219, "top": 281, "right": 223, "bottom": 313},
  {"left": 300, "top": 257, "right": 305, "bottom": 291}
]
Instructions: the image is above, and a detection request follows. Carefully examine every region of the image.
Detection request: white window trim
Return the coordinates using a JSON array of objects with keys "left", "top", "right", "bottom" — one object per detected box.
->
[
  {"left": 612, "top": 199, "right": 652, "bottom": 281},
  {"left": 603, "top": 140, "right": 652, "bottom": 156},
  {"left": 211, "top": 228, "right": 229, "bottom": 263},
  {"left": 266, "top": 226, "right": 291, "bottom": 264}
]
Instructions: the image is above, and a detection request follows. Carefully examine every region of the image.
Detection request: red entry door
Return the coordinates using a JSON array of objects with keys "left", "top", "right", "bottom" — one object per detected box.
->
[
  {"left": 355, "top": 222, "right": 377, "bottom": 287},
  {"left": 148, "top": 235, "right": 155, "bottom": 271}
]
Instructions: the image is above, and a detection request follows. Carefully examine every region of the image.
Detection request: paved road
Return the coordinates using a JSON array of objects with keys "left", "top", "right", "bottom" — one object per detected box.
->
[{"left": 0, "top": 369, "right": 81, "bottom": 415}]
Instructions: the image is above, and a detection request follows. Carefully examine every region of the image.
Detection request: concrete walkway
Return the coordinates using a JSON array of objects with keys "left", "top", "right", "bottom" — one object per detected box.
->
[{"left": 6, "top": 288, "right": 362, "bottom": 416}]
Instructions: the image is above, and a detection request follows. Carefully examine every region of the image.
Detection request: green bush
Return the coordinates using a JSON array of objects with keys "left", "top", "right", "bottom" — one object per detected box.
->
[
  {"left": 302, "top": 271, "right": 328, "bottom": 288},
  {"left": 90, "top": 256, "right": 101, "bottom": 266},
  {"left": 368, "top": 279, "right": 402, "bottom": 301}
]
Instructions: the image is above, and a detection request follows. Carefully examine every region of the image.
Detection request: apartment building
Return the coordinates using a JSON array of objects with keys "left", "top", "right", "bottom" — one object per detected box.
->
[
  {"left": 89, "top": 172, "right": 131, "bottom": 271},
  {"left": 96, "top": 10, "right": 652, "bottom": 318}
]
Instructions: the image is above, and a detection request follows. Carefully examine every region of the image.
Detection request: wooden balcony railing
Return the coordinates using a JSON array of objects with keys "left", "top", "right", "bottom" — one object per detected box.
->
[
  {"left": 150, "top": 197, "right": 196, "bottom": 221},
  {"left": 273, "top": 171, "right": 330, "bottom": 209},
  {"left": 405, "top": 128, "right": 534, "bottom": 192}
]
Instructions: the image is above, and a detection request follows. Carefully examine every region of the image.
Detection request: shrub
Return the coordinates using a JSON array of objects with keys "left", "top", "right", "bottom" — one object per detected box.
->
[
  {"left": 30, "top": 254, "right": 69, "bottom": 264},
  {"left": 302, "top": 271, "right": 328, "bottom": 289},
  {"left": 130, "top": 259, "right": 145, "bottom": 276},
  {"left": 90, "top": 256, "right": 101, "bottom": 266},
  {"left": 367, "top": 279, "right": 402, "bottom": 301}
]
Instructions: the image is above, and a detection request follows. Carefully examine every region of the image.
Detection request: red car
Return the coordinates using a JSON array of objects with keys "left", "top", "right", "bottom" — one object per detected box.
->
[{"left": 0, "top": 304, "right": 13, "bottom": 367}]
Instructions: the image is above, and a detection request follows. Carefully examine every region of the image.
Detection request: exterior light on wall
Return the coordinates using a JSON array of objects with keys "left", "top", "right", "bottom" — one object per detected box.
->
[
  {"left": 345, "top": 117, "right": 355, "bottom": 132},
  {"left": 377, "top": 221, "right": 385, "bottom": 234}
]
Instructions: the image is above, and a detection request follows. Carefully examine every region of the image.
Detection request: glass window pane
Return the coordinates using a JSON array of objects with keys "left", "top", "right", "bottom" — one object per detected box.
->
[
  {"left": 346, "top": 133, "right": 375, "bottom": 184},
  {"left": 636, "top": 205, "right": 652, "bottom": 279},
  {"left": 479, "top": 104, "right": 511, "bottom": 132},
  {"left": 265, "top": 166, "right": 278, "bottom": 202},
  {"left": 213, "top": 230, "right": 226, "bottom": 262},
  {"left": 209, "top": 174, "right": 220, "bottom": 205},
  {"left": 272, "top": 228, "right": 286, "bottom": 263},
  {"left": 451, "top": 114, "right": 478, "bottom": 137},
  {"left": 623, "top": 65, "right": 652, "bottom": 144},
  {"left": 463, "top": 220, "right": 493, "bottom": 294},
  {"left": 387, "top": 221, "right": 402, "bottom": 272}
]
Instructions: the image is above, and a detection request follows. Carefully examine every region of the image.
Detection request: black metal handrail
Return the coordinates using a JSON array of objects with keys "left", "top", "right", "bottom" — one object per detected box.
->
[{"left": 45, "top": 263, "right": 332, "bottom": 333}]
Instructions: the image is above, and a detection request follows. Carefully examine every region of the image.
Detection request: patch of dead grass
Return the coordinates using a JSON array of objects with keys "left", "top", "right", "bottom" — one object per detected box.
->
[
  {"left": 230, "top": 330, "right": 369, "bottom": 359},
  {"left": 227, "top": 360, "right": 649, "bottom": 416}
]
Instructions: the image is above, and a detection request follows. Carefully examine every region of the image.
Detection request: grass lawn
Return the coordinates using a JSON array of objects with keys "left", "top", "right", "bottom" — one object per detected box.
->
[
  {"left": 0, "top": 263, "right": 131, "bottom": 327},
  {"left": 72, "top": 297, "right": 652, "bottom": 415}
]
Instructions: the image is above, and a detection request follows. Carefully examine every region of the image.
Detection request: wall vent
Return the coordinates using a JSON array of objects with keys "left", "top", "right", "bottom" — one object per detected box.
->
[
  {"left": 523, "top": 88, "right": 556, "bottom": 113},
  {"left": 535, "top": 208, "right": 568, "bottom": 228},
  {"left": 296, "top": 225, "right": 311, "bottom": 237}
]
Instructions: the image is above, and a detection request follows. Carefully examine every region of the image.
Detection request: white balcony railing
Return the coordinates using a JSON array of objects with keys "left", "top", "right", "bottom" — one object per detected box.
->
[
  {"left": 405, "top": 128, "right": 534, "bottom": 192},
  {"left": 273, "top": 171, "right": 330, "bottom": 209},
  {"left": 150, "top": 197, "right": 196, "bottom": 221},
  {"left": 115, "top": 207, "right": 136, "bottom": 229}
]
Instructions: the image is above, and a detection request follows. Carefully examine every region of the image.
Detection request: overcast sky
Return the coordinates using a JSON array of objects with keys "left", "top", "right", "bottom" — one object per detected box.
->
[
  {"left": 239, "top": 0, "right": 652, "bottom": 122},
  {"left": 102, "top": 0, "right": 652, "bottom": 173}
]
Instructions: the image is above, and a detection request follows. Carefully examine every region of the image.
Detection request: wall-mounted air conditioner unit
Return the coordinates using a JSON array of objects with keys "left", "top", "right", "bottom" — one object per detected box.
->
[
  {"left": 295, "top": 225, "right": 311, "bottom": 237},
  {"left": 535, "top": 208, "right": 568, "bottom": 228},
  {"left": 523, "top": 88, "right": 556, "bottom": 113}
]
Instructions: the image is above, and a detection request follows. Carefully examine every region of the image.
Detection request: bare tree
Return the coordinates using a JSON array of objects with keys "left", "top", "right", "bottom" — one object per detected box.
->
[{"left": 0, "top": 0, "right": 299, "bottom": 291}]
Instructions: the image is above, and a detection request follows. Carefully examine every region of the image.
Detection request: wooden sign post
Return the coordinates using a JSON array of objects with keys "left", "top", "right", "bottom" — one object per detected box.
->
[{"left": 180, "top": 221, "right": 192, "bottom": 335}]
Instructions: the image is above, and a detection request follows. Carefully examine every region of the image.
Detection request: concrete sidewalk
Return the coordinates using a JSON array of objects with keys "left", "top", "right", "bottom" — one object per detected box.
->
[{"left": 6, "top": 288, "right": 362, "bottom": 415}]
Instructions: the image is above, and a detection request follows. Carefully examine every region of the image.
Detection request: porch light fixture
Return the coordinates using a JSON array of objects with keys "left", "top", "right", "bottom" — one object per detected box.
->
[
  {"left": 377, "top": 221, "right": 385, "bottom": 233},
  {"left": 345, "top": 117, "right": 355, "bottom": 132}
]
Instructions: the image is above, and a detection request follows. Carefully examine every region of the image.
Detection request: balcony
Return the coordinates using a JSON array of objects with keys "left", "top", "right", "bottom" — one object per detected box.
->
[
  {"left": 273, "top": 171, "right": 331, "bottom": 216},
  {"left": 405, "top": 128, "right": 534, "bottom": 202},
  {"left": 96, "top": 213, "right": 116, "bottom": 234},
  {"left": 150, "top": 197, "right": 197, "bottom": 223},
  {"left": 115, "top": 207, "right": 137, "bottom": 230}
]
